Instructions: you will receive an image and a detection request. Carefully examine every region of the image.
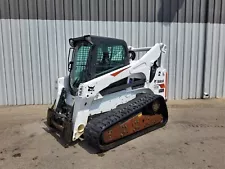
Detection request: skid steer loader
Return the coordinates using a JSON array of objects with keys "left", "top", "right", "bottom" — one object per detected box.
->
[{"left": 47, "top": 35, "right": 168, "bottom": 152}]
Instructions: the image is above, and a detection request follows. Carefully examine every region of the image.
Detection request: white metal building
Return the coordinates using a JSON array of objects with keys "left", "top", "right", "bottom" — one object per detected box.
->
[{"left": 0, "top": 0, "right": 225, "bottom": 105}]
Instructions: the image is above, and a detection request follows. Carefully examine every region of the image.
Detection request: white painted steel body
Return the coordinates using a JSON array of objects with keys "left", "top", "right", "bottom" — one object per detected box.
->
[{"left": 53, "top": 43, "right": 168, "bottom": 141}]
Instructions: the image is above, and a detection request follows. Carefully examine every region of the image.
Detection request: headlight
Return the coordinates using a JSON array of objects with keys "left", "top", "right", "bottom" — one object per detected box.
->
[{"left": 69, "top": 38, "right": 75, "bottom": 47}]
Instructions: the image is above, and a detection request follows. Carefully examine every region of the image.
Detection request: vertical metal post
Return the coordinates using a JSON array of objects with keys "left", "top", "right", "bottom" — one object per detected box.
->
[{"left": 201, "top": 0, "right": 209, "bottom": 99}]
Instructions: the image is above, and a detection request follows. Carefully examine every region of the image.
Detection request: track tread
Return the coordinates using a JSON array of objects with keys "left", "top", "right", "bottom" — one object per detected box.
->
[{"left": 84, "top": 93, "right": 168, "bottom": 152}]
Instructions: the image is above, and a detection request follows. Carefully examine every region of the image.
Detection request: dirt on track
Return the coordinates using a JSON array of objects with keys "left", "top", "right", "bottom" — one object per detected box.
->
[{"left": 0, "top": 99, "right": 225, "bottom": 169}]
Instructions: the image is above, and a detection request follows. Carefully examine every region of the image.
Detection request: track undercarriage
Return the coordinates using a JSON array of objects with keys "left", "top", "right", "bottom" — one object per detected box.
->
[{"left": 84, "top": 93, "right": 168, "bottom": 152}]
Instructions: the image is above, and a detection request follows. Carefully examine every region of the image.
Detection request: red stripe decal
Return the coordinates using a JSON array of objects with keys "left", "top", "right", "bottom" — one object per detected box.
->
[
  {"left": 159, "top": 84, "right": 165, "bottom": 88},
  {"left": 165, "top": 72, "right": 168, "bottom": 98},
  {"left": 111, "top": 66, "right": 130, "bottom": 77}
]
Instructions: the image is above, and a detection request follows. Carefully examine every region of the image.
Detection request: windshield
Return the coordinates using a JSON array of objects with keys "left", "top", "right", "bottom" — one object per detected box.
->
[
  {"left": 69, "top": 42, "right": 92, "bottom": 91},
  {"left": 95, "top": 44, "right": 126, "bottom": 77}
]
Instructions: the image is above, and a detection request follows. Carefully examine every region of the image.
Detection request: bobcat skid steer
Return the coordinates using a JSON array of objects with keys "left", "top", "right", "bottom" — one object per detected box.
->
[{"left": 47, "top": 35, "right": 168, "bottom": 152}]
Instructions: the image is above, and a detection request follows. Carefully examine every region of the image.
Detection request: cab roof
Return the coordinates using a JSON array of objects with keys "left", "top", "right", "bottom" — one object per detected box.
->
[{"left": 69, "top": 35, "right": 128, "bottom": 48}]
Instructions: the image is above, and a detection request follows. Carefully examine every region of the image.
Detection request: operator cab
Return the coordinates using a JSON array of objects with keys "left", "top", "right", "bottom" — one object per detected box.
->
[{"left": 68, "top": 35, "right": 130, "bottom": 94}]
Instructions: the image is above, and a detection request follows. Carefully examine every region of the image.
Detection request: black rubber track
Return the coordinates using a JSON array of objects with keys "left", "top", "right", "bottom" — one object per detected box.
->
[{"left": 83, "top": 93, "right": 168, "bottom": 152}]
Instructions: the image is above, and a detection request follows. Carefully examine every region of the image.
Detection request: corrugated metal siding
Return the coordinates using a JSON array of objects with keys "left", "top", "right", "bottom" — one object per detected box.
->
[
  {"left": 204, "top": 0, "right": 225, "bottom": 98},
  {"left": 0, "top": 0, "right": 225, "bottom": 105}
]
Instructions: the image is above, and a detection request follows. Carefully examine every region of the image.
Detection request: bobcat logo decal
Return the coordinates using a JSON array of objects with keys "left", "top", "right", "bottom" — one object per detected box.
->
[{"left": 88, "top": 86, "right": 95, "bottom": 92}]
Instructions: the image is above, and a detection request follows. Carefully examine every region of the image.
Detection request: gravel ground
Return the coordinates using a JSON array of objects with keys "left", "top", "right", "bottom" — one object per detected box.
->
[{"left": 0, "top": 99, "right": 225, "bottom": 169}]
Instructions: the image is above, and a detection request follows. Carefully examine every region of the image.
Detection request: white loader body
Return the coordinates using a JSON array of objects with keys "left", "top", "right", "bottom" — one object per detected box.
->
[{"left": 52, "top": 42, "right": 168, "bottom": 141}]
